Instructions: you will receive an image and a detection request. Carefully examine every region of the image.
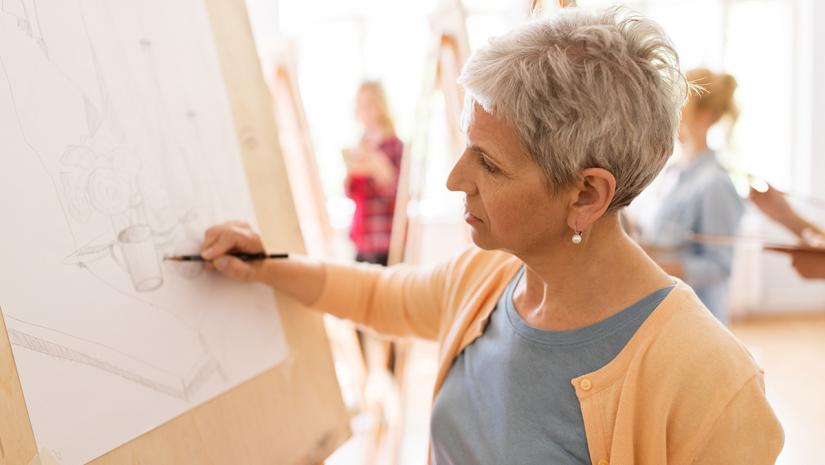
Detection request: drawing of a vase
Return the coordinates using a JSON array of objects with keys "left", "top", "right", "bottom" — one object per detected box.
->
[{"left": 112, "top": 224, "right": 163, "bottom": 292}]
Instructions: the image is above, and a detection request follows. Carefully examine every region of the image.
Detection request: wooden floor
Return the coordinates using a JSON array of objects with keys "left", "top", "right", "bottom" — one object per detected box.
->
[
  {"left": 731, "top": 313, "right": 825, "bottom": 465},
  {"left": 328, "top": 312, "right": 825, "bottom": 465}
]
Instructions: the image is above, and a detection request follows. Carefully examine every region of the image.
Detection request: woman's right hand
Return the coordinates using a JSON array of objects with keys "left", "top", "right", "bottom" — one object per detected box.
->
[
  {"left": 748, "top": 184, "right": 796, "bottom": 226},
  {"left": 200, "top": 222, "right": 326, "bottom": 305},
  {"left": 748, "top": 183, "right": 824, "bottom": 239},
  {"left": 787, "top": 249, "right": 825, "bottom": 280},
  {"left": 201, "top": 221, "right": 265, "bottom": 283},
  {"left": 343, "top": 148, "right": 369, "bottom": 175}
]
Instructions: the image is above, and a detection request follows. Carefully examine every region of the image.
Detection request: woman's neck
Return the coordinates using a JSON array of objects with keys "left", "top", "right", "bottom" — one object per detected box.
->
[
  {"left": 681, "top": 129, "right": 710, "bottom": 162},
  {"left": 512, "top": 216, "right": 673, "bottom": 331},
  {"left": 363, "top": 123, "right": 393, "bottom": 142}
]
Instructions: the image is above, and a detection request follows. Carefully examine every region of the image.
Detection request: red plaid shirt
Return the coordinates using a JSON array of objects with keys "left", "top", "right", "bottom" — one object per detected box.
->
[{"left": 345, "top": 137, "right": 403, "bottom": 255}]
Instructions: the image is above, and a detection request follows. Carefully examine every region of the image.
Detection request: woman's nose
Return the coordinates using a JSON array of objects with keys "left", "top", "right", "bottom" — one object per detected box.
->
[{"left": 446, "top": 151, "right": 473, "bottom": 193}]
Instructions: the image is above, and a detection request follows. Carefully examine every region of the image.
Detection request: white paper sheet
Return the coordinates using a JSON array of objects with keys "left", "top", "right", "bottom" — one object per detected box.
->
[{"left": 0, "top": 1, "right": 288, "bottom": 463}]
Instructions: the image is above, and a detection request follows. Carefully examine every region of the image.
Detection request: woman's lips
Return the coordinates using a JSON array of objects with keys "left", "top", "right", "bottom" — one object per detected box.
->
[{"left": 464, "top": 210, "right": 481, "bottom": 224}]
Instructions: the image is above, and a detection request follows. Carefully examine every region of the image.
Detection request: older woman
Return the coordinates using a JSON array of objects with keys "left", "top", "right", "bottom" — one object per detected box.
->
[{"left": 202, "top": 7, "right": 783, "bottom": 465}]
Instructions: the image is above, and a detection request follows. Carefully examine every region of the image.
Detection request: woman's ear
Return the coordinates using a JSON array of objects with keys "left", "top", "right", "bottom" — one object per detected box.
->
[{"left": 566, "top": 167, "right": 617, "bottom": 231}]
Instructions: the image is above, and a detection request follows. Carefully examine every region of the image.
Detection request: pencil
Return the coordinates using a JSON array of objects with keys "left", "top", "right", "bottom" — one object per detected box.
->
[{"left": 164, "top": 253, "right": 289, "bottom": 262}]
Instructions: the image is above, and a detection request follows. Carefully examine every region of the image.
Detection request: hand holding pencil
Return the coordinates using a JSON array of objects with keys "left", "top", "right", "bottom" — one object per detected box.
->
[
  {"left": 199, "top": 221, "right": 277, "bottom": 282},
  {"left": 198, "top": 221, "right": 326, "bottom": 305}
]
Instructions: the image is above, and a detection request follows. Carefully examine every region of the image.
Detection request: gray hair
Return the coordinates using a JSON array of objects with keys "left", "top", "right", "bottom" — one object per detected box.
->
[{"left": 458, "top": 6, "right": 688, "bottom": 212}]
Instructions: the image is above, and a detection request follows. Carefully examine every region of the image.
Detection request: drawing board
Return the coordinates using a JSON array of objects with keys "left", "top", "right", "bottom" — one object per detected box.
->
[{"left": 0, "top": 0, "right": 348, "bottom": 464}]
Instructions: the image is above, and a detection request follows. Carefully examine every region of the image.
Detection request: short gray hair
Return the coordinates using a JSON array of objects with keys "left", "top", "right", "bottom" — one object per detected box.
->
[{"left": 458, "top": 7, "right": 688, "bottom": 211}]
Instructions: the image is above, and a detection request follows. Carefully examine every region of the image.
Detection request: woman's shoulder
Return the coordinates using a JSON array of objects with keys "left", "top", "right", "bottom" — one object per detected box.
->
[
  {"left": 682, "top": 159, "right": 742, "bottom": 214},
  {"left": 695, "top": 156, "right": 738, "bottom": 192},
  {"left": 432, "top": 247, "right": 522, "bottom": 336},
  {"left": 641, "top": 284, "right": 761, "bottom": 383},
  {"left": 437, "top": 247, "right": 522, "bottom": 304},
  {"left": 624, "top": 285, "right": 780, "bottom": 458}
]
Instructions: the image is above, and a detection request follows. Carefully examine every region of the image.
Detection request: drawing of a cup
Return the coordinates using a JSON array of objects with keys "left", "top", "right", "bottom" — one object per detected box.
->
[{"left": 111, "top": 224, "right": 163, "bottom": 292}]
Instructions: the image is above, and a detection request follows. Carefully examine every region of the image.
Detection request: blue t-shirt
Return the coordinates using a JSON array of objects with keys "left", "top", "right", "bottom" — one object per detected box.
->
[
  {"left": 645, "top": 151, "right": 743, "bottom": 323},
  {"left": 430, "top": 267, "right": 674, "bottom": 465}
]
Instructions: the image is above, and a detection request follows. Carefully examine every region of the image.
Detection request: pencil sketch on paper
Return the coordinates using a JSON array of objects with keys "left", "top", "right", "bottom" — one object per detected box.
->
[
  {"left": 1, "top": 0, "right": 226, "bottom": 399},
  {"left": 54, "top": 41, "right": 214, "bottom": 294},
  {"left": 8, "top": 316, "right": 222, "bottom": 400},
  {"left": 0, "top": 1, "right": 288, "bottom": 464}
]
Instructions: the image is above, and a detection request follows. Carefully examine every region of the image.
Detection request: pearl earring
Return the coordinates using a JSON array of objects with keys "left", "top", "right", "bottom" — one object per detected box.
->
[{"left": 572, "top": 231, "right": 583, "bottom": 244}]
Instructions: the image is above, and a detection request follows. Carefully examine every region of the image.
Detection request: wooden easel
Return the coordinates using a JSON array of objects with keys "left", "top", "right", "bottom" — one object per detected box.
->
[
  {"left": 350, "top": 3, "right": 473, "bottom": 465},
  {"left": 270, "top": 42, "right": 336, "bottom": 259},
  {"left": 388, "top": 0, "right": 471, "bottom": 267},
  {"left": 532, "top": 0, "right": 576, "bottom": 11},
  {"left": 268, "top": 40, "right": 373, "bottom": 462},
  {"left": 0, "top": 1, "right": 349, "bottom": 464}
]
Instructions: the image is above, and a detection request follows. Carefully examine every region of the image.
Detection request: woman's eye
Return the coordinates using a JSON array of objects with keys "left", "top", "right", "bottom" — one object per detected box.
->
[{"left": 478, "top": 154, "right": 497, "bottom": 174}]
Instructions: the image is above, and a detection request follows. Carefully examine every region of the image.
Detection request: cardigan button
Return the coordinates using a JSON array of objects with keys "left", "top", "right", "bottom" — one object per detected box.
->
[
  {"left": 597, "top": 459, "right": 609, "bottom": 465},
  {"left": 580, "top": 378, "right": 592, "bottom": 391}
]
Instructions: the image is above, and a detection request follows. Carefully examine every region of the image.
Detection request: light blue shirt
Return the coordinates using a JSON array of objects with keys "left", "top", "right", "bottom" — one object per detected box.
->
[
  {"left": 430, "top": 267, "right": 674, "bottom": 465},
  {"left": 645, "top": 151, "right": 743, "bottom": 323}
]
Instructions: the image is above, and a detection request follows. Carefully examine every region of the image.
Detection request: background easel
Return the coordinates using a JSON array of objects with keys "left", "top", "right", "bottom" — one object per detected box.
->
[
  {"left": 350, "top": 2, "right": 473, "bottom": 465},
  {"left": 271, "top": 42, "right": 336, "bottom": 259},
  {"left": 266, "top": 39, "right": 375, "bottom": 465},
  {"left": 389, "top": 0, "right": 471, "bottom": 268}
]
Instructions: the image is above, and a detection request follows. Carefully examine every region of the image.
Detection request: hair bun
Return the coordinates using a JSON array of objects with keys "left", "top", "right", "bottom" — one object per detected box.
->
[{"left": 685, "top": 68, "right": 738, "bottom": 124}]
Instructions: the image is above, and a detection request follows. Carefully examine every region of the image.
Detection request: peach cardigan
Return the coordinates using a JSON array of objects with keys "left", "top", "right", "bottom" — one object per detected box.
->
[{"left": 312, "top": 247, "right": 784, "bottom": 464}]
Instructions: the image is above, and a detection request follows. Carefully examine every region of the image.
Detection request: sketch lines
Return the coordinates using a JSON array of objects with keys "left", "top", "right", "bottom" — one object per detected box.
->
[
  {"left": 0, "top": 0, "right": 225, "bottom": 400},
  {"left": 1, "top": 0, "right": 46, "bottom": 53},
  {"left": 8, "top": 316, "right": 221, "bottom": 401},
  {"left": 0, "top": 54, "right": 79, "bottom": 247},
  {"left": 0, "top": 1, "right": 288, "bottom": 463}
]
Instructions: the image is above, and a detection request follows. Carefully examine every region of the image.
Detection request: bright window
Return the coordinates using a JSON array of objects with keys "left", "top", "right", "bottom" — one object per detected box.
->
[
  {"left": 578, "top": 0, "right": 803, "bottom": 193},
  {"left": 254, "top": 0, "right": 535, "bottom": 230}
]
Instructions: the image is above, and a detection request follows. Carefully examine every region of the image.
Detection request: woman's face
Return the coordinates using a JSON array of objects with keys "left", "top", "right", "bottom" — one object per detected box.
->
[
  {"left": 446, "top": 104, "right": 571, "bottom": 255},
  {"left": 355, "top": 89, "right": 382, "bottom": 129}
]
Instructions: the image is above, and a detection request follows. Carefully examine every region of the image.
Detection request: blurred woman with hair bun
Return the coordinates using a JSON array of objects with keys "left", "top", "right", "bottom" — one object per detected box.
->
[{"left": 644, "top": 68, "right": 744, "bottom": 324}]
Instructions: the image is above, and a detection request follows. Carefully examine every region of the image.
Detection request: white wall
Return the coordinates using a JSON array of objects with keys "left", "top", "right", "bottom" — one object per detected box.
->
[
  {"left": 736, "top": 0, "right": 825, "bottom": 314},
  {"left": 810, "top": 0, "right": 825, "bottom": 203}
]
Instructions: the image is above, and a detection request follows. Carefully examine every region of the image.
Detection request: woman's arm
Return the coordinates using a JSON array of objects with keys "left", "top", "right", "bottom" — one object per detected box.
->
[
  {"left": 689, "top": 374, "right": 784, "bottom": 464},
  {"left": 347, "top": 148, "right": 397, "bottom": 190},
  {"left": 365, "top": 149, "right": 397, "bottom": 189},
  {"left": 749, "top": 184, "right": 823, "bottom": 238},
  {"left": 200, "top": 222, "right": 325, "bottom": 306},
  {"left": 200, "top": 222, "right": 450, "bottom": 339},
  {"left": 344, "top": 139, "right": 402, "bottom": 193}
]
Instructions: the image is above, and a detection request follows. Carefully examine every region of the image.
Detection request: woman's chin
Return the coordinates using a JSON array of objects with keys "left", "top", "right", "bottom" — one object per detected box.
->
[{"left": 468, "top": 228, "right": 496, "bottom": 250}]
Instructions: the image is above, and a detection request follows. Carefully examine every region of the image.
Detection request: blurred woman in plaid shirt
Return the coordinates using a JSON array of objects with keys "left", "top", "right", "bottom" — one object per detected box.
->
[{"left": 343, "top": 81, "right": 403, "bottom": 266}]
